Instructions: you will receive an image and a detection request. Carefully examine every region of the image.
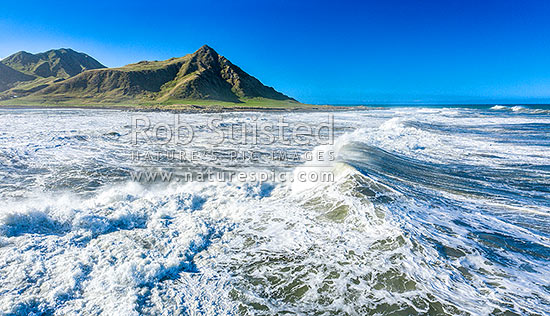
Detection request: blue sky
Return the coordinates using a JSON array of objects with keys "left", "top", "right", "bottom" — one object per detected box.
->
[{"left": 1, "top": 0, "right": 550, "bottom": 104}]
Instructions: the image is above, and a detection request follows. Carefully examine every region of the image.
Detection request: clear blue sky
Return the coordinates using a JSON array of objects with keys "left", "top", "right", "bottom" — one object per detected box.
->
[{"left": 1, "top": 0, "right": 550, "bottom": 104}]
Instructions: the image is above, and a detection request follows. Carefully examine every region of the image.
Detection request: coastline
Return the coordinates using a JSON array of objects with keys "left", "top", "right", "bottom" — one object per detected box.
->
[{"left": 0, "top": 101, "right": 369, "bottom": 113}]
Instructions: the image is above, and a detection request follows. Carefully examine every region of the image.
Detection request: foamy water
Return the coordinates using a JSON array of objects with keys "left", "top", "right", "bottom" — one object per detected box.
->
[{"left": 0, "top": 106, "right": 549, "bottom": 315}]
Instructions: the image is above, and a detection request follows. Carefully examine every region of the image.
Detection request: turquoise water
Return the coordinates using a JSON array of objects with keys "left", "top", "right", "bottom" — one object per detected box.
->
[{"left": 0, "top": 105, "right": 549, "bottom": 315}]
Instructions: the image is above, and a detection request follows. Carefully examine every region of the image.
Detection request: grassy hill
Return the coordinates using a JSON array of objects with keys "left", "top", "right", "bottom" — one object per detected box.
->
[
  {"left": 0, "top": 62, "right": 35, "bottom": 92},
  {"left": 22, "top": 45, "right": 296, "bottom": 106},
  {"left": 0, "top": 48, "right": 106, "bottom": 98},
  {"left": 2, "top": 48, "right": 106, "bottom": 78},
  {"left": 0, "top": 45, "right": 306, "bottom": 109}
]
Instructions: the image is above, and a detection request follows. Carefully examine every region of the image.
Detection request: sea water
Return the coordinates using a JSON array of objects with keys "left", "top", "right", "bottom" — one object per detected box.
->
[{"left": 0, "top": 105, "right": 549, "bottom": 315}]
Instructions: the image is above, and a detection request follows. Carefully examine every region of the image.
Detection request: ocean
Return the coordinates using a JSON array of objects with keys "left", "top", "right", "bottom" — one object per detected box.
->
[{"left": 0, "top": 105, "right": 549, "bottom": 315}]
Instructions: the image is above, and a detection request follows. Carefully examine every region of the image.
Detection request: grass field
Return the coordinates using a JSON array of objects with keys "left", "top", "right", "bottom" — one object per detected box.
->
[{"left": 0, "top": 97, "right": 330, "bottom": 111}]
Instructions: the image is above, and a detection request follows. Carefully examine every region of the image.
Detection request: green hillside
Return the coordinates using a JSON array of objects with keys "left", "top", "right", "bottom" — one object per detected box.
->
[
  {"left": 0, "top": 45, "right": 302, "bottom": 109},
  {"left": 0, "top": 62, "right": 35, "bottom": 92},
  {"left": 28, "top": 45, "right": 296, "bottom": 105},
  {"left": 0, "top": 48, "right": 106, "bottom": 98},
  {"left": 2, "top": 48, "right": 106, "bottom": 78}
]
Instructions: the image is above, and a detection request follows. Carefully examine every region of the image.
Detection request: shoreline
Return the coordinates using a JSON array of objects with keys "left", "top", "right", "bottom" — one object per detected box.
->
[
  {"left": 2, "top": 103, "right": 547, "bottom": 113},
  {"left": 0, "top": 103, "right": 371, "bottom": 113}
]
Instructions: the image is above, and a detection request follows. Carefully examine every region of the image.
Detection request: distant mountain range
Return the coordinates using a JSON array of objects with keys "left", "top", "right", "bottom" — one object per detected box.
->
[{"left": 0, "top": 45, "right": 297, "bottom": 105}]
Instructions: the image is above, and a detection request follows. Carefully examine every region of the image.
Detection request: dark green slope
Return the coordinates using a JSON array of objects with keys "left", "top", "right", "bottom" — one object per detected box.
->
[
  {"left": 0, "top": 62, "right": 35, "bottom": 92},
  {"left": 2, "top": 48, "right": 106, "bottom": 78},
  {"left": 0, "top": 48, "right": 106, "bottom": 97}
]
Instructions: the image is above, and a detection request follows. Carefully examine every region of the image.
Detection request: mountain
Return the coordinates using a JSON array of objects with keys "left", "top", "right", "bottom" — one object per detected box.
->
[
  {"left": 2, "top": 48, "right": 106, "bottom": 78},
  {"left": 0, "top": 48, "right": 106, "bottom": 97},
  {"left": 0, "top": 62, "right": 35, "bottom": 92},
  {"left": 30, "top": 45, "right": 295, "bottom": 104}
]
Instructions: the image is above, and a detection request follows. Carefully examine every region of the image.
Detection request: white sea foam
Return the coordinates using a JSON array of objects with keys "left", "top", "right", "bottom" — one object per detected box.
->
[
  {"left": 511, "top": 105, "right": 527, "bottom": 112},
  {"left": 1, "top": 107, "right": 549, "bottom": 315}
]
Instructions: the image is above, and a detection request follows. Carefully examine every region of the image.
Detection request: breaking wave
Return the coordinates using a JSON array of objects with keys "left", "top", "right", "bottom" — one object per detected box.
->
[{"left": 1, "top": 106, "right": 549, "bottom": 315}]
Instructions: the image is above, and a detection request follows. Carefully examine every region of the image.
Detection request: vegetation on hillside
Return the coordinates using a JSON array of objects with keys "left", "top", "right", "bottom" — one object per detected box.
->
[
  {"left": 0, "top": 48, "right": 106, "bottom": 98},
  {"left": 0, "top": 45, "right": 301, "bottom": 109}
]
